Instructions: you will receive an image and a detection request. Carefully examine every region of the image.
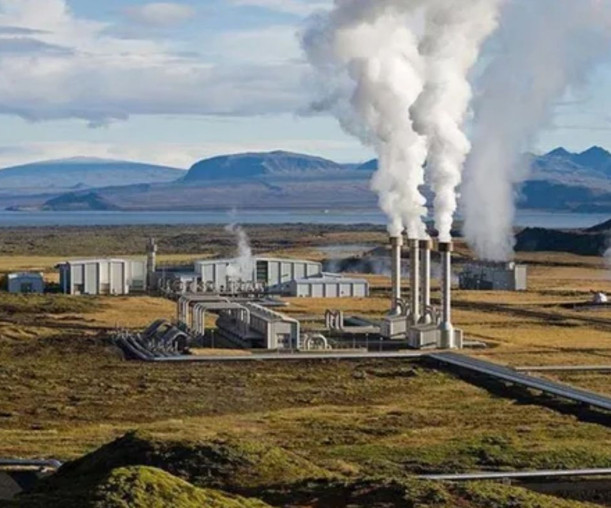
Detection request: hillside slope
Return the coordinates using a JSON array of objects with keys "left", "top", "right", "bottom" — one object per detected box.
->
[{"left": 0, "top": 157, "right": 185, "bottom": 191}]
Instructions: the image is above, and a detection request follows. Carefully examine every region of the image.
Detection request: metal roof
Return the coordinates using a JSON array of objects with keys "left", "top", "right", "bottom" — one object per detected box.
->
[
  {"left": 57, "top": 258, "right": 129, "bottom": 266},
  {"left": 195, "top": 257, "right": 321, "bottom": 266},
  {"left": 291, "top": 276, "right": 369, "bottom": 285},
  {"left": 7, "top": 272, "right": 43, "bottom": 279}
]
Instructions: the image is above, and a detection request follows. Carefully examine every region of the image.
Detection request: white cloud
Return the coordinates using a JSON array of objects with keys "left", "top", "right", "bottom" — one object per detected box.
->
[
  {"left": 123, "top": 2, "right": 195, "bottom": 27},
  {"left": 0, "top": 0, "right": 307, "bottom": 124},
  {"left": 231, "top": 0, "right": 330, "bottom": 17}
]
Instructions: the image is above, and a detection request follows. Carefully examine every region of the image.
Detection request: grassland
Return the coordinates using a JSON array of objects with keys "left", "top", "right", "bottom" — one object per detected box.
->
[{"left": 0, "top": 225, "right": 609, "bottom": 506}]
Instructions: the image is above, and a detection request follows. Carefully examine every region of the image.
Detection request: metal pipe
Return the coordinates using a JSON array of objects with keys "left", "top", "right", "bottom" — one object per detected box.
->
[
  {"left": 438, "top": 241, "right": 455, "bottom": 349},
  {"left": 419, "top": 239, "right": 431, "bottom": 322},
  {"left": 409, "top": 238, "right": 420, "bottom": 325},
  {"left": 390, "top": 236, "right": 403, "bottom": 314}
]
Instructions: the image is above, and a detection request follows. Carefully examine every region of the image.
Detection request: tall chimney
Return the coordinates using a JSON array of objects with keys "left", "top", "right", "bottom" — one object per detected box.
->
[
  {"left": 409, "top": 238, "right": 420, "bottom": 325},
  {"left": 147, "top": 237, "right": 158, "bottom": 291},
  {"left": 419, "top": 239, "right": 431, "bottom": 322},
  {"left": 390, "top": 236, "right": 403, "bottom": 314},
  {"left": 438, "top": 241, "right": 455, "bottom": 349}
]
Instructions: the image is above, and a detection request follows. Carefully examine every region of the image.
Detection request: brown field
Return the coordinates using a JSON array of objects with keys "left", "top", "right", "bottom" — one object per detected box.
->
[{"left": 0, "top": 225, "right": 609, "bottom": 506}]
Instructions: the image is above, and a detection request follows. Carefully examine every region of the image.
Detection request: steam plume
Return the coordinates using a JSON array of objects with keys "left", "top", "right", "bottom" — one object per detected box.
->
[
  {"left": 301, "top": 0, "right": 428, "bottom": 238},
  {"left": 462, "top": 0, "right": 611, "bottom": 261},
  {"left": 225, "top": 224, "right": 254, "bottom": 281},
  {"left": 411, "top": 0, "right": 503, "bottom": 242}
]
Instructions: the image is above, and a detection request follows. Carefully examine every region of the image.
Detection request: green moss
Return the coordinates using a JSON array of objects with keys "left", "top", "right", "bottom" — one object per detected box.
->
[
  {"left": 40, "top": 431, "right": 329, "bottom": 493},
  {"left": 15, "top": 466, "right": 269, "bottom": 508},
  {"left": 454, "top": 480, "right": 596, "bottom": 508}
]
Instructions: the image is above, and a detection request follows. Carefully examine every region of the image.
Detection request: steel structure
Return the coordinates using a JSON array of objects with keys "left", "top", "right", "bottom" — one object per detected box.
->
[
  {"left": 429, "top": 352, "right": 611, "bottom": 412},
  {"left": 420, "top": 468, "right": 611, "bottom": 481}
]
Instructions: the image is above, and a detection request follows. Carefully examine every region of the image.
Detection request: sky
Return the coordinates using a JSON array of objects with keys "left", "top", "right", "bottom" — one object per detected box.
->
[{"left": 0, "top": 0, "right": 610, "bottom": 169}]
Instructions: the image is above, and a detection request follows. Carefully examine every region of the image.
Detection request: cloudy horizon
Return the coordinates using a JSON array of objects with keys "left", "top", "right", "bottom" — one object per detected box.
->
[{"left": 0, "top": 0, "right": 610, "bottom": 169}]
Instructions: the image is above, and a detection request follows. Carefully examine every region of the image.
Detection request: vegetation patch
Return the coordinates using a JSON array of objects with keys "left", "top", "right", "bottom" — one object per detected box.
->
[{"left": 14, "top": 466, "right": 269, "bottom": 508}]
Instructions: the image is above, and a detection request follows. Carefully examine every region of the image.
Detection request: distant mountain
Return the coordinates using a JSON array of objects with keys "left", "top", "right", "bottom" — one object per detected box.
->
[
  {"left": 0, "top": 157, "right": 185, "bottom": 191},
  {"left": 1, "top": 147, "right": 611, "bottom": 213},
  {"left": 183, "top": 151, "right": 348, "bottom": 183},
  {"left": 42, "top": 191, "right": 120, "bottom": 211}
]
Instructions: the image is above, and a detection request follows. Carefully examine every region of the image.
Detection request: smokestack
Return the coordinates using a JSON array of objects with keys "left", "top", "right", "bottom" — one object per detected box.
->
[
  {"left": 146, "top": 237, "right": 157, "bottom": 291},
  {"left": 419, "top": 239, "right": 431, "bottom": 322},
  {"left": 409, "top": 238, "right": 420, "bottom": 325},
  {"left": 438, "top": 241, "right": 455, "bottom": 349},
  {"left": 390, "top": 236, "right": 403, "bottom": 314}
]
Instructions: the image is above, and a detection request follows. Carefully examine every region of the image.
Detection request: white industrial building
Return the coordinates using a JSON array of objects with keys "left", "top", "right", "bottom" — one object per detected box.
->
[
  {"left": 289, "top": 275, "right": 369, "bottom": 298},
  {"left": 459, "top": 262, "right": 527, "bottom": 291},
  {"left": 194, "top": 257, "right": 322, "bottom": 292},
  {"left": 57, "top": 259, "right": 147, "bottom": 295},
  {"left": 7, "top": 272, "right": 45, "bottom": 294}
]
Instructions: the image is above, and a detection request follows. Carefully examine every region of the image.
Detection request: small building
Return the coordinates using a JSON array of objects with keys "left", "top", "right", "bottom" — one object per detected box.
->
[
  {"left": 289, "top": 275, "right": 369, "bottom": 298},
  {"left": 57, "top": 259, "right": 147, "bottom": 295},
  {"left": 7, "top": 272, "right": 44, "bottom": 294},
  {"left": 459, "top": 262, "right": 527, "bottom": 291}
]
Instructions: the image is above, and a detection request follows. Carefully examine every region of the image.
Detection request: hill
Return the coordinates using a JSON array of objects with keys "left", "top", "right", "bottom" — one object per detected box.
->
[
  {"left": 0, "top": 157, "right": 185, "bottom": 192},
  {"left": 182, "top": 151, "right": 348, "bottom": 183},
  {"left": 1, "top": 147, "right": 611, "bottom": 212},
  {"left": 41, "top": 191, "right": 120, "bottom": 211},
  {"left": 515, "top": 216, "right": 611, "bottom": 256},
  {"left": 364, "top": 146, "right": 611, "bottom": 212}
]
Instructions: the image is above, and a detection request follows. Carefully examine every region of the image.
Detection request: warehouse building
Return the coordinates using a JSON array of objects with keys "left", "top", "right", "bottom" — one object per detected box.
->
[
  {"left": 7, "top": 272, "right": 45, "bottom": 294},
  {"left": 57, "top": 259, "right": 147, "bottom": 295},
  {"left": 216, "top": 302, "right": 300, "bottom": 350},
  {"left": 194, "top": 257, "right": 322, "bottom": 292},
  {"left": 459, "top": 262, "right": 527, "bottom": 291},
  {"left": 288, "top": 275, "right": 369, "bottom": 298}
]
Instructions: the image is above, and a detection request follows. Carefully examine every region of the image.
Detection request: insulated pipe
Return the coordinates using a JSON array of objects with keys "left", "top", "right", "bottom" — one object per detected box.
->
[
  {"left": 419, "top": 239, "right": 431, "bottom": 322},
  {"left": 390, "top": 236, "right": 403, "bottom": 314},
  {"left": 438, "top": 241, "right": 455, "bottom": 349},
  {"left": 409, "top": 238, "right": 420, "bottom": 325}
]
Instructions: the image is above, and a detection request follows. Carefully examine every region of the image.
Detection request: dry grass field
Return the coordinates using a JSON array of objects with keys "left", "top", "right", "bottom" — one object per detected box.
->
[{"left": 0, "top": 225, "right": 610, "bottom": 506}]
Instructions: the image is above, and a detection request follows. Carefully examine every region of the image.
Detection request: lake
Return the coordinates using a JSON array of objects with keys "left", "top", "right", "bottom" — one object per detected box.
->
[{"left": 0, "top": 209, "right": 607, "bottom": 229}]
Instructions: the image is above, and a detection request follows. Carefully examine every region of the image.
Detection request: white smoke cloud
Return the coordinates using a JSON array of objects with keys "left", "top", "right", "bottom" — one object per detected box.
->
[
  {"left": 462, "top": 0, "right": 611, "bottom": 261},
  {"left": 301, "top": 0, "right": 429, "bottom": 239},
  {"left": 411, "top": 0, "right": 503, "bottom": 242},
  {"left": 225, "top": 223, "right": 255, "bottom": 281}
]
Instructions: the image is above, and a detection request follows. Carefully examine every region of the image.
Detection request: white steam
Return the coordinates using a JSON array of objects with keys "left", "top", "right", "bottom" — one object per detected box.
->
[
  {"left": 462, "top": 0, "right": 611, "bottom": 261},
  {"left": 301, "top": 0, "right": 428, "bottom": 238},
  {"left": 225, "top": 224, "right": 254, "bottom": 281},
  {"left": 411, "top": 0, "right": 503, "bottom": 242}
]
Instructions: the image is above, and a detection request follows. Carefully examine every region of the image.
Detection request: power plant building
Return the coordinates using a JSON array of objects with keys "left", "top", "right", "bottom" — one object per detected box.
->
[
  {"left": 289, "top": 275, "right": 369, "bottom": 298},
  {"left": 57, "top": 259, "right": 147, "bottom": 295},
  {"left": 459, "top": 262, "right": 527, "bottom": 291},
  {"left": 194, "top": 257, "right": 322, "bottom": 292}
]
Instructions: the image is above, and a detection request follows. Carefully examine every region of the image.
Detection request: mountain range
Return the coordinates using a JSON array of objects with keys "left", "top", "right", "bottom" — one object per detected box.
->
[
  {"left": 0, "top": 147, "right": 610, "bottom": 213},
  {"left": 0, "top": 157, "right": 184, "bottom": 194}
]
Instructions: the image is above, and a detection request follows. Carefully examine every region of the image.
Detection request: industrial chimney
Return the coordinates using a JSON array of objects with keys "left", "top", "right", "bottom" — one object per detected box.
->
[
  {"left": 438, "top": 241, "right": 455, "bottom": 349},
  {"left": 390, "top": 236, "right": 403, "bottom": 314},
  {"left": 419, "top": 239, "right": 431, "bottom": 322},
  {"left": 146, "top": 237, "right": 158, "bottom": 291},
  {"left": 409, "top": 238, "right": 420, "bottom": 325}
]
